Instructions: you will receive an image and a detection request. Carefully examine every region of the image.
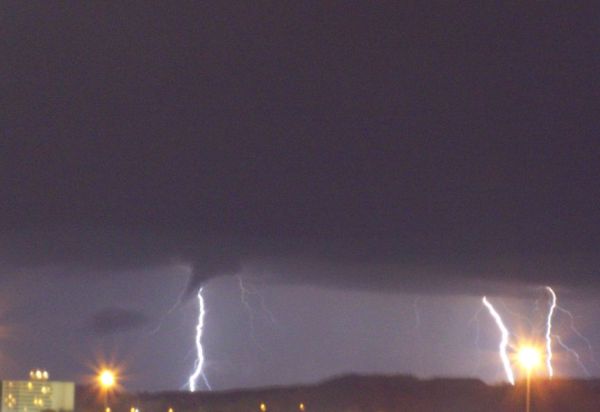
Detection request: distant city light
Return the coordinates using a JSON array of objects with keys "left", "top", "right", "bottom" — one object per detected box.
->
[{"left": 29, "top": 369, "right": 49, "bottom": 381}]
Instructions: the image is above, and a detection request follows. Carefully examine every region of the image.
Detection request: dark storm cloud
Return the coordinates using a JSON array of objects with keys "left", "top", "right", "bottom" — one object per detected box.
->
[
  {"left": 1, "top": 3, "right": 599, "bottom": 296},
  {"left": 88, "top": 307, "right": 149, "bottom": 335},
  {"left": 0, "top": 227, "right": 598, "bottom": 299}
]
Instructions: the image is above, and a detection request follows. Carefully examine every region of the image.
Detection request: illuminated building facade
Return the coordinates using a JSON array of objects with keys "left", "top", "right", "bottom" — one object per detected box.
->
[{"left": 0, "top": 370, "right": 74, "bottom": 412}]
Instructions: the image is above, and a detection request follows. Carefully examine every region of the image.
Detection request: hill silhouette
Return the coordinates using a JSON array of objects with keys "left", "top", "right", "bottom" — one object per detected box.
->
[{"left": 76, "top": 374, "right": 600, "bottom": 411}]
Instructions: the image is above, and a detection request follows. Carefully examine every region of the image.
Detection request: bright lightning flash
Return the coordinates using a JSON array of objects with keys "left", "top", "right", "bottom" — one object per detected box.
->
[
  {"left": 482, "top": 296, "right": 515, "bottom": 385},
  {"left": 481, "top": 286, "right": 595, "bottom": 382},
  {"left": 545, "top": 286, "right": 557, "bottom": 377},
  {"left": 188, "top": 287, "right": 211, "bottom": 392}
]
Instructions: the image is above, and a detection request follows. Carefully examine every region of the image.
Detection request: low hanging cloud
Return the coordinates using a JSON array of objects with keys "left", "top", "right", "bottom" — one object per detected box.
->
[{"left": 1, "top": 227, "right": 597, "bottom": 301}]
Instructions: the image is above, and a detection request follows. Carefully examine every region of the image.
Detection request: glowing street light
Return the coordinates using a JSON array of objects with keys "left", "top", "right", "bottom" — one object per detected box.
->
[
  {"left": 98, "top": 369, "right": 117, "bottom": 412},
  {"left": 99, "top": 370, "right": 116, "bottom": 389},
  {"left": 518, "top": 347, "right": 541, "bottom": 371},
  {"left": 259, "top": 402, "right": 267, "bottom": 412},
  {"left": 516, "top": 346, "right": 542, "bottom": 412}
]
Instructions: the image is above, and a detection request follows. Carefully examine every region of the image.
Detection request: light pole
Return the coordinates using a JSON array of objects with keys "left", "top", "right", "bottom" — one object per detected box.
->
[
  {"left": 517, "top": 346, "right": 541, "bottom": 412},
  {"left": 525, "top": 367, "right": 532, "bottom": 412},
  {"left": 98, "top": 369, "right": 116, "bottom": 412}
]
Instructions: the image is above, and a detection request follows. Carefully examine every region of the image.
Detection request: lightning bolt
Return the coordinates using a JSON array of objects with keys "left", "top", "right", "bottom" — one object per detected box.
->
[
  {"left": 236, "top": 275, "right": 277, "bottom": 351},
  {"left": 480, "top": 286, "right": 595, "bottom": 381},
  {"left": 237, "top": 275, "right": 262, "bottom": 350},
  {"left": 555, "top": 306, "right": 599, "bottom": 371},
  {"left": 545, "top": 286, "right": 558, "bottom": 378},
  {"left": 237, "top": 275, "right": 276, "bottom": 324},
  {"left": 482, "top": 296, "right": 515, "bottom": 385},
  {"left": 468, "top": 307, "right": 484, "bottom": 375},
  {"left": 413, "top": 296, "right": 422, "bottom": 330},
  {"left": 412, "top": 296, "right": 425, "bottom": 375},
  {"left": 543, "top": 286, "right": 594, "bottom": 377},
  {"left": 553, "top": 334, "right": 590, "bottom": 376},
  {"left": 188, "top": 287, "right": 211, "bottom": 392}
]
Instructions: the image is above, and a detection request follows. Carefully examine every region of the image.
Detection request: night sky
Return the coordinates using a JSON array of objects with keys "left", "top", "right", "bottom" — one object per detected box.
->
[{"left": 2, "top": 2, "right": 600, "bottom": 391}]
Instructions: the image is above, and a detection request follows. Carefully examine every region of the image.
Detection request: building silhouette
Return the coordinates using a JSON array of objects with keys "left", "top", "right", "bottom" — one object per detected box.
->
[{"left": 0, "top": 370, "right": 74, "bottom": 412}]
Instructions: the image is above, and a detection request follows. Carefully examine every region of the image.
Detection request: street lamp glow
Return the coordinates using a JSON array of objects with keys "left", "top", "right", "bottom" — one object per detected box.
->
[
  {"left": 516, "top": 345, "right": 542, "bottom": 412},
  {"left": 98, "top": 370, "right": 116, "bottom": 389},
  {"left": 517, "top": 347, "right": 542, "bottom": 371}
]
